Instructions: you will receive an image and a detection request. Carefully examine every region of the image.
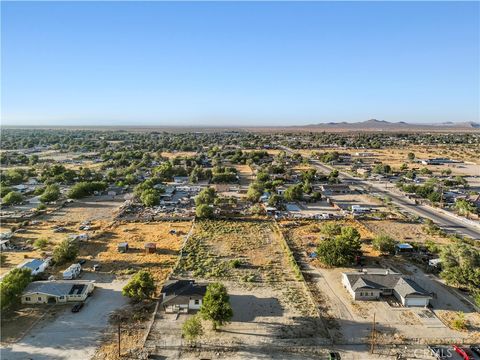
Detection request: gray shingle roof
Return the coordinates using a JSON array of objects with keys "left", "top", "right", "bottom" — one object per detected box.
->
[
  {"left": 161, "top": 280, "right": 207, "bottom": 306},
  {"left": 394, "top": 277, "right": 430, "bottom": 298},
  {"left": 23, "top": 281, "right": 93, "bottom": 297},
  {"left": 345, "top": 273, "right": 430, "bottom": 297}
]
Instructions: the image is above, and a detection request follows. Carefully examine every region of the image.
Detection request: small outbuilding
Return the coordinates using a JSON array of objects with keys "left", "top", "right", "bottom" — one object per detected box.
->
[
  {"left": 117, "top": 242, "right": 129, "bottom": 253},
  {"left": 18, "top": 258, "right": 52, "bottom": 276},
  {"left": 144, "top": 242, "right": 156, "bottom": 254},
  {"left": 395, "top": 243, "right": 414, "bottom": 255}
]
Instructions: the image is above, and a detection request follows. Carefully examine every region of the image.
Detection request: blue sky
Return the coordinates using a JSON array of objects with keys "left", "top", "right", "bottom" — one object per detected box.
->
[{"left": 1, "top": 1, "right": 479, "bottom": 126}]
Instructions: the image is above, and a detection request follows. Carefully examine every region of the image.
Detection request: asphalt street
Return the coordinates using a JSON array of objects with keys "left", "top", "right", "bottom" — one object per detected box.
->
[{"left": 281, "top": 146, "right": 480, "bottom": 240}]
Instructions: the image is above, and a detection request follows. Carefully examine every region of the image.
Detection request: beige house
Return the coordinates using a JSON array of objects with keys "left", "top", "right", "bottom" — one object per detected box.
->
[
  {"left": 342, "top": 269, "right": 431, "bottom": 307},
  {"left": 21, "top": 280, "right": 95, "bottom": 304}
]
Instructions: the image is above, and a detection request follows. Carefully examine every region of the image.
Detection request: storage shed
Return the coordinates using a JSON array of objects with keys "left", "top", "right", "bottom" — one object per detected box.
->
[
  {"left": 144, "top": 242, "right": 156, "bottom": 254},
  {"left": 118, "top": 242, "right": 129, "bottom": 253}
]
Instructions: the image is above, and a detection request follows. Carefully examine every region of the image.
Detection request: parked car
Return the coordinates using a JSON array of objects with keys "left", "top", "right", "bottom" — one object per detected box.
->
[
  {"left": 470, "top": 346, "right": 480, "bottom": 356},
  {"left": 92, "top": 264, "right": 101, "bottom": 271},
  {"left": 71, "top": 303, "right": 84, "bottom": 313},
  {"left": 78, "top": 259, "right": 86, "bottom": 265},
  {"left": 329, "top": 352, "right": 341, "bottom": 360}
]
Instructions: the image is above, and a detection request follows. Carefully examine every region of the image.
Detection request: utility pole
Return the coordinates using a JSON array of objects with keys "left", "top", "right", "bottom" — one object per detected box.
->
[
  {"left": 370, "top": 312, "right": 376, "bottom": 354},
  {"left": 118, "top": 322, "right": 121, "bottom": 357}
]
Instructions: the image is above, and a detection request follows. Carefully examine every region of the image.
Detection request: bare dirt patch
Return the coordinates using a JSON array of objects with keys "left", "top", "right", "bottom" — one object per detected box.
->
[{"left": 81, "top": 221, "right": 191, "bottom": 284}]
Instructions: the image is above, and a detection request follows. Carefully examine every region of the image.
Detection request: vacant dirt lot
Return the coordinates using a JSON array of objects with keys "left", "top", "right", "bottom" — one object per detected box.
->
[
  {"left": 361, "top": 219, "right": 451, "bottom": 245},
  {"left": 234, "top": 164, "right": 253, "bottom": 187},
  {"left": 80, "top": 221, "right": 191, "bottom": 285},
  {"left": 301, "top": 145, "right": 479, "bottom": 168},
  {"left": 148, "top": 219, "right": 327, "bottom": 358}
]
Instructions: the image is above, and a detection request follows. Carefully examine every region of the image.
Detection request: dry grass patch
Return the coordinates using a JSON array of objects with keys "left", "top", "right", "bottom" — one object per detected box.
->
[
  {"left": 81, "top": 221, "right": 191, "bottom": 284},
  {"left": 361, "top": 219, "right": 451, "bottom": 245},
  {"left": 176, "top": 219, "right": 318, "bottom": 316}
]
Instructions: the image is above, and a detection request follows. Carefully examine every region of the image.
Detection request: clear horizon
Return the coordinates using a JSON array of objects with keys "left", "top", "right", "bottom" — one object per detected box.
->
[{"left": 2, "top": 1, "right": 479, "bottom": 126}]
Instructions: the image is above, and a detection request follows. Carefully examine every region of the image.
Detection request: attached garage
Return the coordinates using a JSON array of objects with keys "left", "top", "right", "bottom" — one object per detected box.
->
[
  {"left": 403, "top": 296, "right": 430, "bottom": 307},
  {"left": 394, "top": 278, "right": 432, "bottom": 307}
]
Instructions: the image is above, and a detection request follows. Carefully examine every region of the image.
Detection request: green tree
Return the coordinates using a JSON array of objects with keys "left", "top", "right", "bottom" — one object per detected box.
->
[
  {"left": 195, "top": 187, "right": 216, "bottom": 206},
  {"left": 302, "top": 180, "right": 312, "bottom": 194},
  {"left": 122, "top": 270, "right": 156, "bottom": 302},
  {"left": 440, "top": 242, "right": 480, "bottom": 290},
  {"left": 320, "top": 222, "right": 342, "bottom": 236},
  {"left": 200, "top": 282, "right": 233, "bottom": 330},
  {"left": 0, "top": 268, "right": 32, "bottom": 310},
  {"left": 196, "top": 204, "right": 214, "bottom": 219},
  {"left": 454, "top": 199, "right": 476, "bottom": 218},
  {"left": 407, "top": 152, "right": 415, "bottom": 161},
  {"left": 284, "top": 184, "right": 303, "bottom": 202},
  {"left": 372, "top": 235, "right": 396, "bottom": 254},
  {"left": 182, "top": 315, "right": 204, "bottom": 342},
  {"left": 53, "top": 239, "right": 78, "bottom": 265},
  {"left": 39, "top": 184, "right": 60, "bottom": 203},
  {"left": 140, "top": 189, "right": 161, "bottom": 207},
  {"left": 33, "top": 238, "right": 49, "bottom": 250},
  {"left": 317, "top": 226, "right": 361, "bottom": 267},
  {"left": 0, "top": 186, "right": 12, "bottom": 198},
  {"left": 246, "top": 182, "right": 264, "bottom": 203},
  {"left": 2, "top": 191, "right": 23, "bottom": 206},
  {"left": 267, "top": 194, "right": 284, "bottom": 208},
  {"left": 68, "top": 181, "right": 107, "bottom": 199}
]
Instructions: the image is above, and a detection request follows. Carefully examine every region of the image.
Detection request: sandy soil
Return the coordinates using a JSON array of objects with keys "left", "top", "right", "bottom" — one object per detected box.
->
[
  {"left": 147, "top": 219, "right": 327, "bottom": 358},
  {"left": 234, "top": 164, "right": 253, "bottom": 187},
  {"left": 148, "top": 281, "right": 328, "bottom": 360},
  {"left": 160, "top": 151, "right": 197, "bottom": 159},
  {"left": 300, "top": 145, "right": 479, "bottom": 166},
  {"left": 81, "top": 221, "right": 191, "bottom": 285},
  {"left": 0, "top": 196, "right": 125, "bottom": 276}
]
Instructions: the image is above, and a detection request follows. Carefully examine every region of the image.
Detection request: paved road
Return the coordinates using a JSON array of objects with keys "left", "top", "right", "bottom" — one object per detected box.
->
[{"left": 281, "top": 146, "right": 480, "bottom": 240}]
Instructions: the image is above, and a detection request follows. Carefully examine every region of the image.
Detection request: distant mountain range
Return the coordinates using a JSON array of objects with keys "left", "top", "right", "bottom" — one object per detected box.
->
[{"left": 297, "top": 119, "right": 480, "bottom": 131}]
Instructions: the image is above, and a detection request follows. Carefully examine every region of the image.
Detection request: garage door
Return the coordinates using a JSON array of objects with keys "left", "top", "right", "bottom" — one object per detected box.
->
[{"left": 405, "top": 297, "right": 428, "bottom": 307}]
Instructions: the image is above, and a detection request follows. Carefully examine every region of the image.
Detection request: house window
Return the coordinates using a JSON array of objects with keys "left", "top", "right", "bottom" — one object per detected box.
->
[
  {"left": 194, "top": 299, "right": 200, "bottom": 305},
  {"left": 25, "top": 297, "right": 31, "bottom": 301},
  {"left": 360, "top": 292, "right": 363, "bottom": 296},
  {"left": 38, "top": 297, "right": 42, "bottom": 301}
]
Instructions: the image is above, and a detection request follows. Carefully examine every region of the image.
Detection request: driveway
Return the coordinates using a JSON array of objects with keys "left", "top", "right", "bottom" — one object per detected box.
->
[{"left": 1, "top": 273, "right": 129, "bottom": 360}]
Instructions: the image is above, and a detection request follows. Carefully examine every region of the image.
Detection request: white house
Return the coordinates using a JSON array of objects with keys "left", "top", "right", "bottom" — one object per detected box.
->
[
  {"left": 21, "top": 280, "right": 95, "bottom": 304},
  {"left": 342, "top": 269, "right": 431, "bottom": 307},
  {"left": 161, "top": 280, "right": 207, "bottom": 313},
  {"left": 63, "top": 263, "right": 82, "bottom": 280}
]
